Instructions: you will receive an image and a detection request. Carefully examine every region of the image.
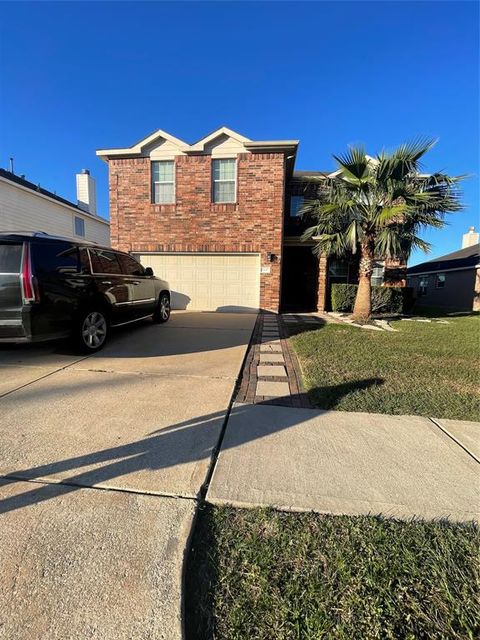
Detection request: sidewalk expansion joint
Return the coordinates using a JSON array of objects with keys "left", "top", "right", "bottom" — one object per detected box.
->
[
  {"left": 0, "top": 473, "right": 200, "bottom": 503},
  {"left": 428, "top": 417, "right": 480, "bottom": 464}
]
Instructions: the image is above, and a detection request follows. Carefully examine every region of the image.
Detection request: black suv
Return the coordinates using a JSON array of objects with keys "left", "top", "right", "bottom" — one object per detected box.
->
[{"left": 0, "top": 232, "right": 171, "bottom": 352}]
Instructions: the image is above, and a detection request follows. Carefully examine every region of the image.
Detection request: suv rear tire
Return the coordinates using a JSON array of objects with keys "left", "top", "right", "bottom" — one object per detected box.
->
[
  {"left": 73, "top": 308, "right": 109, "bottom": 353},
  {"left": 153, "top": 293, "right": 171, "bottom": 324}
]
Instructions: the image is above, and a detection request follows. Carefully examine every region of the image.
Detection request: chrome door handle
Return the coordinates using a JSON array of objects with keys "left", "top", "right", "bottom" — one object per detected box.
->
[{"left": 102, "top": 280, "right": 112, "bottom": 285}]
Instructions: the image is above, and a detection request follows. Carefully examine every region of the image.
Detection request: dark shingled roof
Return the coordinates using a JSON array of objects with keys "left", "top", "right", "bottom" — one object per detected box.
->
[
  {"left": 407, "top": 244, "right": 480, "bottom": 275},
  {"left": 0, "top": 168, "right": 91, "bottom": 216}
]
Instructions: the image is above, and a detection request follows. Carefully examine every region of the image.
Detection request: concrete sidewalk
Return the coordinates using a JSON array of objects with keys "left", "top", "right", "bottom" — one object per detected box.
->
[{"left": 207, "top": 403, "right": 480, "bottom": 522}]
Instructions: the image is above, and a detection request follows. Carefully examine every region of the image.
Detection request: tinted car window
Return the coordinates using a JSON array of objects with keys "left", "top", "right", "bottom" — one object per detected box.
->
[
  {"left": 117, "top": 253, "right": 145, "bottom": 276},
  {"left": 89, "top": 249, "right": 122, "bottom": 275},
  {"left": 78, "top": 247, "right": 91, "bottom": 274},
  {"left": 0, "top": 243, "right": 22, "bottom": 273},
  {"left": 32, "top": 242, "right": 80, "bottom": 275}
]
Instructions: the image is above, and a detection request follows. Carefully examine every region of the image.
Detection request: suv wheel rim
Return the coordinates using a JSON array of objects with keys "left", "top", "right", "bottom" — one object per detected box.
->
[
  {"left": 160, "top": 297, "right": 170, "bottom": 320},
  {"left": 82, "top": 312, "right": 107, "bottom": 348}
]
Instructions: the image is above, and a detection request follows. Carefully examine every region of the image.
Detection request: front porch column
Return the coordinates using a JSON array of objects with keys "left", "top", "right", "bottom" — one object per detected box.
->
[{"left": 317, "top": 254, "right": 328, "bottom": 312}]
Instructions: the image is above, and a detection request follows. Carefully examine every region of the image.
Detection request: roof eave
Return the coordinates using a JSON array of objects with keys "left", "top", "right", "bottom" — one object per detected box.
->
[{"left": 244, "top": 140, "right": 299, "bottom": 154}]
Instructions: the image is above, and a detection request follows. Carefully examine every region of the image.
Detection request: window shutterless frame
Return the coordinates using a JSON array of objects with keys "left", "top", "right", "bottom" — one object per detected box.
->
[
  {"left": 212, "top": 158, "right": 237, "bottom": 203},
  {"left": 151, "top": 160, "right": 175, "bottom": 204},
  {"left": 435, "top": 273, "right": 446, "bottom": 288},
  {"left": 74, "top": 216, "right": 86, "bottom": 238}
]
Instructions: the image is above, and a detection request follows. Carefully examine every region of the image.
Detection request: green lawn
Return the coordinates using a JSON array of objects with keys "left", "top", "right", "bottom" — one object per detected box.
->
[
  {"left": 289, "top": 315, "right": 480, "bottom": 420},
  {"left": 186, "top": 505, "right": 479, "bottom": 640}
]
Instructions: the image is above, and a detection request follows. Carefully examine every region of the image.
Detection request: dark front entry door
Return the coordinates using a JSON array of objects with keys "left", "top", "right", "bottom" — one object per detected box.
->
[{"left": 281, "top": 245, "right": 319, "bottom": 312}]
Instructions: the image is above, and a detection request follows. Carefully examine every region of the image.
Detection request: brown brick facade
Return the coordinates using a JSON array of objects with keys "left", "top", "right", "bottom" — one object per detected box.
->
[{"left": 108, "top": 153, "right": 285, "bottom": 311}]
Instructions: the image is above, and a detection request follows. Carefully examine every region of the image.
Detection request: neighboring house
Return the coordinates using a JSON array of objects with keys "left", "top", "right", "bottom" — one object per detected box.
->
[
  {"left": 97, "top": 127, "right": 404, "bottom": 312},
  {"left": 0, "top": 168, "right": 110, "bottom": 245},
  {"left": 407, "top": 227, "right": 480, "bottom": 312}
]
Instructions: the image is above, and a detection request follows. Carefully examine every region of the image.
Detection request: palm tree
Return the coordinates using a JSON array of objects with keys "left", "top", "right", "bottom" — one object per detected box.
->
[{"left": 300, "top": 139, "right": 464, "bottom": 320}]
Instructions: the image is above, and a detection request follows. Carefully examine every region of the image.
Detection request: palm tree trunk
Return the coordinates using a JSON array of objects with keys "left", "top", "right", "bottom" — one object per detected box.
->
[{"left": 352, "top": 241, "right": 374, "bottom": 321}]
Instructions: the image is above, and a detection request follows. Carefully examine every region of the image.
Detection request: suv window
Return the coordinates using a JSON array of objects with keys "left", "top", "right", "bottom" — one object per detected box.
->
[
  {"left": 117, "top": 253, "right": 145, "bottom": 276},
  {"left": 78, "top": 247, "right": 91, "bottom": 274},
  {"left": 32, "top": 242, "right": 80, "bottom": 275},
  {"left": 0, "top": 243, "right": 22, "bottom": 273},
  {"left": 89, "top": 248, "right": 122, "bottom": 275}
]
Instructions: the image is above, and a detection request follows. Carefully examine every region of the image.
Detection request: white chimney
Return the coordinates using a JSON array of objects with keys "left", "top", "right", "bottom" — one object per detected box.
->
[
  {"left": 462, "top": 226, "right": 479, "bottom": 249},
  {"left": 76, "top": 169, "right": 97, "bottom": 215}
]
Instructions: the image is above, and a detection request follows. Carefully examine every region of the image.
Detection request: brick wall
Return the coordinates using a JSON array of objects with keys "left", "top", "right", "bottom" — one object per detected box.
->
[{"left": 108, "top": 153, "right": 286, "bottom": 311}]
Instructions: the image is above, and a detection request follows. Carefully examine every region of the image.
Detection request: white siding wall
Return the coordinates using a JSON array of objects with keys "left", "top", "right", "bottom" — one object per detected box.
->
[
  {"left": 149, "top": 138, "right": 187, "bottom": 159},
  {"left": 0, "top": 179, "right": 110, "bottom": 245},
  {"left": 205, "top": 135, "right": 250, "bottom": 157}
]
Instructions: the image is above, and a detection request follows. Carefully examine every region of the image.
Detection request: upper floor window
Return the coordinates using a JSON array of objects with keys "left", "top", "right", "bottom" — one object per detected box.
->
[
  {"left": 74, "top": 216, "right": 85, "bottom": 237},
  {"left": 152, "top": 160, "right": 175, "bottom": 204},
  {"left": 435, "top": 273, "right": 446, "bottom": 288},
  {"left": 212, "top": 158, "right": 236, "bottom": 203},
  {"left": 290, "top": 196, "right": 304, "bottom": 217}
]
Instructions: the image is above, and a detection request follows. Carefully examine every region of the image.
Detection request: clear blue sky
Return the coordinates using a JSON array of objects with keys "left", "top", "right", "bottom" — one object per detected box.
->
[{"left": 0, "top": 1, "right": 478, "bottom": 265}]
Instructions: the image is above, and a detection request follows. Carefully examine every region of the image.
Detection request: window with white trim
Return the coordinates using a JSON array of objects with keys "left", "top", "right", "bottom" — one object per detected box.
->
[
  {"left": 419, "top": 276, "right": 429, "bottom": 296},
  {"left": 435, "top": 273, "right": 446, "bottom": 288},
  {"left": 152, "top": 160, "right": 175, "bottom": 204},
  {"left": 371, "top": 261, "right": 385, "bottom": 286},
  {"left": 212, "top": 158, "right": 236, "bottom": 203},
  {"left": 74, "top": 216, "right": 85, "bottom": 237},
  {"left": 290, "top": 196, "right": 304, "bottom": 217}
]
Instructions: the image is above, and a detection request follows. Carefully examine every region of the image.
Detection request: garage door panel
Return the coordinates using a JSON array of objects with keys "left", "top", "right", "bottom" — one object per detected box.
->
[{"left": 136, "top": 253, "right": 260, "bottom": 311}]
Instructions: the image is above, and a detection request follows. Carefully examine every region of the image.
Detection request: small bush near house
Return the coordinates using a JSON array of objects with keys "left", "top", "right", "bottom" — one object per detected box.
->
[
  {"left": 331, "top": 283, "right": 407, "bottom": 314},
  {"left": 330, "top": 283, "right": 357, "bottom": 311}
]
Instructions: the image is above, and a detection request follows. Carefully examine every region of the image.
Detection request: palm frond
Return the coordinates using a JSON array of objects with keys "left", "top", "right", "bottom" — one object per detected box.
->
[
  {"left": 376, "top": 137, "right": 437, "bottom": 183},
  {"left": 333, "top": 146, "right": 372, "bottom": 183},
  {"left": 374, "top": 204, "right": 410, "bottom": 226},
  {"left": 302, "top": 140, "right": 464, "bottom": 266}
]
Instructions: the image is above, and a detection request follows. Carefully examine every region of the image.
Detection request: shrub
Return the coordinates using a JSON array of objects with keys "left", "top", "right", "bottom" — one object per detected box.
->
[
  {"left": 331, "top": 283, "right": 411, "bottom": 314},
  {"left": 331, "top": 284, "right": 357, "bottom": 312}
]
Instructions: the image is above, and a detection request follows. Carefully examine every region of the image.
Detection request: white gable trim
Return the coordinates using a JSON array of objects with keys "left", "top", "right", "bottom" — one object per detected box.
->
[
  {"left": 97, "top": 127, "right": 299, "bottom": 162},
  {"left": 97, "top": 129, "right": 189, "bottom": 161},
  {"left": 187, "top": 126, "right": 251, "bottom": 152}
]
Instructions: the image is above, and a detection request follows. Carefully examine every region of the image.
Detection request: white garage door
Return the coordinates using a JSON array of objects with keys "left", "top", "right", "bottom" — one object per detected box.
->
[{"left": 136, "top": 253, "right": 261, "bottom": 312}]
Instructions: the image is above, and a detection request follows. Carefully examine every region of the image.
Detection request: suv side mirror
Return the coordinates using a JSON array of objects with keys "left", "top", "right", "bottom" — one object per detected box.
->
[{"left": 144, "top": 267, "right": 154, "bottom": 277}]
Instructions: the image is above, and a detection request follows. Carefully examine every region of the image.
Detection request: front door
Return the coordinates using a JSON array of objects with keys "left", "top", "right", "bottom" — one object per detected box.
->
[{"left": 281, "top": 245, "right": 319, "bottom": 312}]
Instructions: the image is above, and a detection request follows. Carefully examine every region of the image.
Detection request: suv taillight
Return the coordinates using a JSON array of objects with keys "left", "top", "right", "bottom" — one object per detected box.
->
[{"left": 21, "top": 243, "right": 39, "bottom": 304}]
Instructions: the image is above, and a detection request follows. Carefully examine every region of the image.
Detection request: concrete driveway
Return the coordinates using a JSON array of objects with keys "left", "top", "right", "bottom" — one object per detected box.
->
[{"left": 0, "top": 311, "right": 255, "bottom": 640}]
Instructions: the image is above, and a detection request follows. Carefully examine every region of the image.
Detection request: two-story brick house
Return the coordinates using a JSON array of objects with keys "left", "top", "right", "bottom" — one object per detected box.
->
[{"left": 97, "top": 126, "right": 403, "bottom": 313}]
